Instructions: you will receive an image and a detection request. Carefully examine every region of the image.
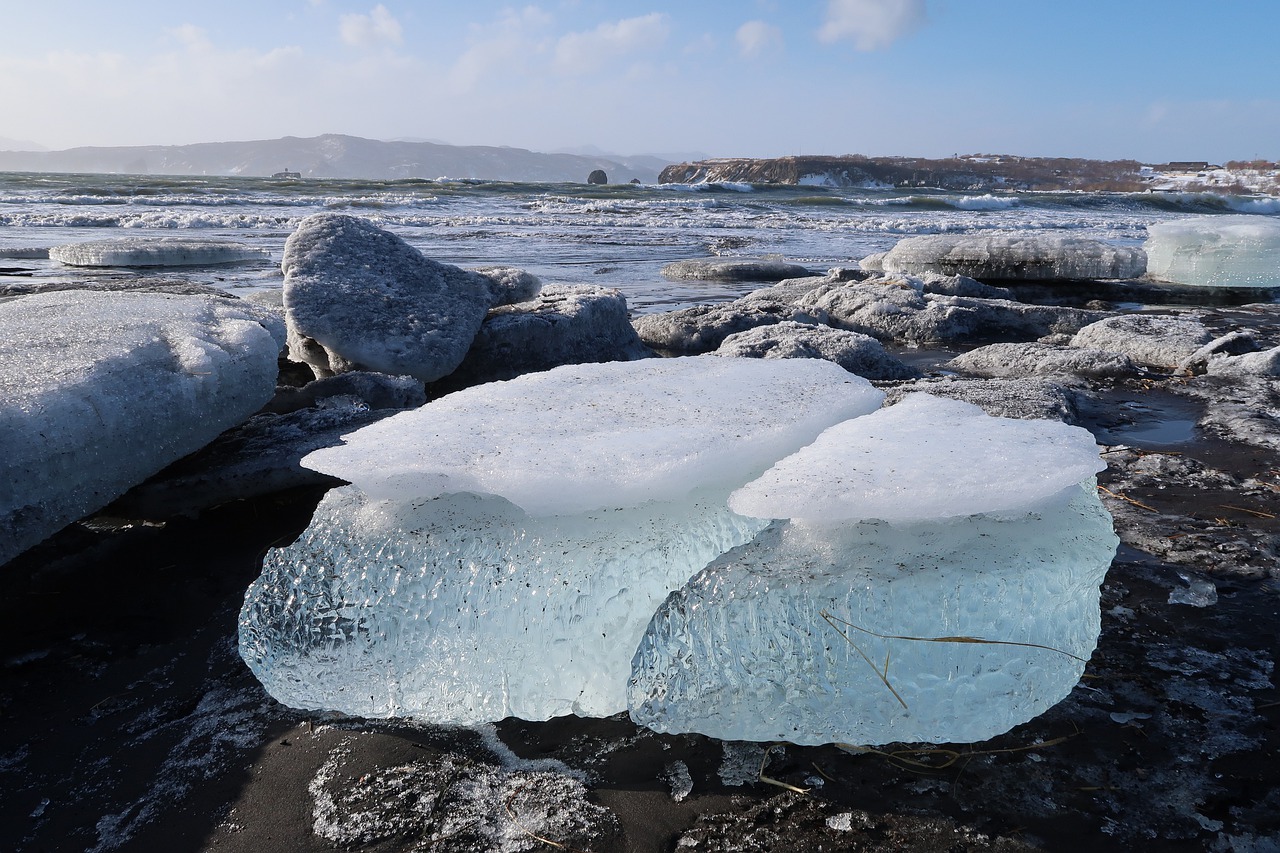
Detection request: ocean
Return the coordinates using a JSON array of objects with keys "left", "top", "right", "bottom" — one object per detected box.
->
[{"left": 2, "top": 171, "right": 1278, "bottom": 314}]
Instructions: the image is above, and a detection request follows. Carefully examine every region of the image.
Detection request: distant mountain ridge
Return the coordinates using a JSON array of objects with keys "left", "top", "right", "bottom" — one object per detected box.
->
[{"left": 0, "top": 133, "right": 666, "bottom": 183}]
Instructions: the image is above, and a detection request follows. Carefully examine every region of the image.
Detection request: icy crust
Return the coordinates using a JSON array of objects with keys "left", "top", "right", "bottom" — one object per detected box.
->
[
  {"left": 1144, "top": 214, "right": 1280, "bottom": 288},
  {"left": 0, "top": 290, "right": 285, "bottom": 564},
  {"left": 302, "top": 356, "right": 885, "bottom": 516},
  {"left": 49, "top": 238, "right": 269, "bottom": 267},
  {"left": 728, "top": 394, "right": 1107, "bottom": 525},
  {"left": 875, "top": 234, "right": 1146, "bottom": 281},
  {"left": 629, "top": 483, "right": 1118, "bottom": 746},
  {"left": 238, "top": 485, "right": 769, "bottom": 722}
]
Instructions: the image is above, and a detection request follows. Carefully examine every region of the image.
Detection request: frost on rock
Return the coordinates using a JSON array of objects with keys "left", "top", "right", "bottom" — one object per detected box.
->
[
  {"left": 239, "top": 357, "right": 884, "bottom": 723},
  {"left": 49, "top": 238, "right": 269, "bottom": 267},
  {"left": 946, "top": 342, "right": 1140, "bottom": 379},
  {"left": 715, "top": 321, "right": 920, "bottom": 380},
  {"left": 1144, "top": 215, "right": 1280, "bottom": 288},
  {"left": 0, "top": 290, "right": 285, "bottom": 565},
  {"left": 1070, "top": 314, "right": 1213, "bottom": 370},
  {"left": 875, "top": 234, "right": 1147, "bottom": 281},
  {"left": 629, "top": 395, "right": 1116, "bottom": 746},
  {"left": 281, "top": 213, "right": 500, "bottom": 382}
]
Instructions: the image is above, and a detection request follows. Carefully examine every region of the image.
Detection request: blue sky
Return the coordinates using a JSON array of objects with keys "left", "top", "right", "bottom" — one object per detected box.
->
[{"left": 2, "top": 0, "right": 1277, "bottom": 162}]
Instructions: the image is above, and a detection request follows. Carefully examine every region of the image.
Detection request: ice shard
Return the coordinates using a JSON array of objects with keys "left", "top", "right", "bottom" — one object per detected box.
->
[{"left": 628, "top": 395, "right": 1117, "bottom": 745}]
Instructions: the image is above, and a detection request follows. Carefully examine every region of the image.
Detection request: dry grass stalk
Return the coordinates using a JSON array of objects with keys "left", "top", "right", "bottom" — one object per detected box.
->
[
  {"left": 503, "top": 782, "right": 594, "bottom": 853},
  {"left": 1097, "top": 484, "right": 1159, "bottom": 513},
  {"left": 759, "top": 743, "right": 810, "bottom": 794}
]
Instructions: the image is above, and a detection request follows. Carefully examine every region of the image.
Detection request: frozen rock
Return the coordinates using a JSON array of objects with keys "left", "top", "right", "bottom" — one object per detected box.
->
[
  {"left": 302, "top": 356, "right": 883, "bottom": 515},
  {"left": 281, "top": 213, "right": 499, "bottom": 382},
  {"left": 882, "top": 377, "right": 1081, "bottom": 422},
  {"left": 915, "top": 273, "right": 1015, "bottom": 300},
  {"left": 632, "top": 294, "right": 825, "bottom": 355},
  {"left": 49, "top": 238, "right": 269, "bottom": 267},
  {"left": 0, "top": 279, "right": 241, "bottom": 299},
  {"left": 875, "top": 234, "right": 1146, "bottom": 281},
  {"left": 469, "top": 265, "right": 543, "bottom": 306},
  {"left": 946, "top": 342, "right": 1140, "bottom": 379},
  {"left": 715, "top": 321, "right": 920, "bottom": 380},
  {"left": 662, "top": 258, "right": 815, "bottom": 282},
  {"left": 629, "top": 395, "right": 1116, "bottom": 745},
  {"left": 1144, "top": 215, "right": 1280, "bottom": 288},
  {"left": 240, "top": 357, "right": 885, "bottom": 721},
  {"left": 0, "top": 290, "right": 285, "bottom": 564},
  {"left": 1206, "top": 345, "right": 1280, "bottom": 377},
  {"left": 437, "top": 284, "right": 653, "bottom": 391},
  {"left": 794, "top": 277, "right": 1104, "bottom": 344},
  {"left": 1070, "top": 314, "right": 1213, "bottom": 370}
]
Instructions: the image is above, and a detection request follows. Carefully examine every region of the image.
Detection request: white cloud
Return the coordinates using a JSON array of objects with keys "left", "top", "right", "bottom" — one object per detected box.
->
[
  {"left": 339, "top": 4, "right": 403, "bottom": 49},
  {"left": 818, "top": 0, "right": 927, "bottom": 50},
  {"left": 736, "top": 20, "right": 782, "bottom": 59},
  {"left": 554, "top": 13, "right": 670, "bottom": 75},
  {"left": 448, "top": 6, "right": 553, "bottom": 93}
]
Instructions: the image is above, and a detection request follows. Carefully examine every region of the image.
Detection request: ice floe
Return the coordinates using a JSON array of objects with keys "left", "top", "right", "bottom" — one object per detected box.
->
[
  {"left": 49, "top": 238, "right": 269, "bottom": 267},
  {"left": 871, "top": 234, "right": 1147, "bottom": 281},
  {"left": 1144, "top": 215, "right": 1280, "bottom": 288}
]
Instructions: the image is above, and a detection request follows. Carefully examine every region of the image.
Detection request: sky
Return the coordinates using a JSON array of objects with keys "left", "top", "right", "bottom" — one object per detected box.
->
[{"left": 1, "top": 0, "right": 1278, "bottom": 163}]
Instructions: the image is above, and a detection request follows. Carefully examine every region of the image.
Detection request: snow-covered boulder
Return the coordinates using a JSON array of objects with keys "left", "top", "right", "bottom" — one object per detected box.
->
[
  {"left": 281, "top": 213, "right": 501, "bottom": 383},
  {"left": 946, "top": 342, "right": 1140, "bottom": 379},
  {"left": 632, "top": 293, "right": 826, "bottom": 355},
  {"left": 239, "top": 357, "right": 885, "bottom": 723},
  {"left": 629, "top": 394, "right": 1116, "bottom": 745},
  {"left": 0, "top": 290, "right": 285, "bottom": 564},
  {"left": 1205, "top": 345, "right": 1280, "bottom": 377},
  {"left": 876, "top": 234, "right": 1146, "bottom": 281},
  {"left": 715, "top": 320, "right": 919, "bottom": 380},
  {"left": 1144, "top": 215, "right": 1280, "bottom": 288},
  {"left": 469, "top": 265, "right": 543, "bottom": 306},
  {"left": 662, "top": 258, "right": 815, "bottom": 282},
  {"left": 881, "top": 377, "right": 1082, "bottom": 422},
  {"left": 1070, "top": 314, "right": 1213, "bottom": 371},
  {"left": 49, "top": 238, "right": 269, "bottom": 267},
  {"left": 438, "top": 284, "right": 652, "bottom": 390}
]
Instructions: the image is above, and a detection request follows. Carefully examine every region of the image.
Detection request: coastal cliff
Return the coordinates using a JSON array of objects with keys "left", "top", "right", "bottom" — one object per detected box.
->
[{"left": 659, "top": 155, "right": 1153, "bottom": 192}]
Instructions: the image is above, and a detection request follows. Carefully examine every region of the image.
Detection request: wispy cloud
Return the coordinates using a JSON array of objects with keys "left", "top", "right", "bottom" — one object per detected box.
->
[
  {"left": 736, "top": 20, "right": 783, "bottom": 59},
  {"left": 818, "top": 0, "right": 927, "bottom": 51},
  {"left": 554, "top": 13, "right": 670, "bottom": 75},
  {"left": 340, "top": 4, "right": 403, "bottom": 49}
]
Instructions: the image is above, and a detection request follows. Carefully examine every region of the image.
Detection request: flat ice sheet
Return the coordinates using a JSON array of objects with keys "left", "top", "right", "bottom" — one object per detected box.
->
[
  {"left": 1144, "top": 214, "right": 1280, "bottom": 288},
  {"left": 303, "top": 356, "right": 885, "bottom": 516},
  {"left": 728, "top": 393, "right": 1105, "bottom": 524},
  {"left": 49, "top": 238, "right": 269, "bottom": 267}
]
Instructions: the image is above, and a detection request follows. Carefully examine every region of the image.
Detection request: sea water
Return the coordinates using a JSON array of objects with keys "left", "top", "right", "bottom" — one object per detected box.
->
[{"left": 2, "top": 171, "right": 1275, "bottom": 314}]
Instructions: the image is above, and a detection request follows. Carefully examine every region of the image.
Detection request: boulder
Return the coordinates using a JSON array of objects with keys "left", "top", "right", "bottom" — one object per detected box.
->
[
  {"left": 946, "top": 342, "right": 1140, "bottom": 379},
  {"left": 882, "top": 376, "right": 1081, "bottom": 422},
  {"left": 875, "top": 234, "right": 1147, "bottom": 281},
  {"left": 1070, "top": 314, "right": 1214, "bottom": 371},
  {"left": 438, "top": 285, "right": 653, "bottom": 390},
  {"left": 715, "top": 321, "right": 919, "bottom": 380},
  {"left": 281, "top": 213, "right": 500, "bottom": 383},
  {"left": 632, "top": 294, "right": 826, "bottom": 355},
  {"left": 587, "top": 169, "right": 608, "bottom": 185}
]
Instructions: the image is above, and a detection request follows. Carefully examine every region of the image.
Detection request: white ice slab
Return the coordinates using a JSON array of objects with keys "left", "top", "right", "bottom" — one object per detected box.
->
[
  {"left": 49, "top": 238, "right": 269, "bottom": 267},
  {"left": 303, "top": 356, "right": 885, "bottom": 516},
  {"left": 1144, "top": 214, "right": 1280, "bottom": 288}
]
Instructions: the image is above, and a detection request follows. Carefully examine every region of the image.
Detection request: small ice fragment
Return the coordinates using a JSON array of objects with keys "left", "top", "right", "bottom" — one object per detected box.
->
[
  {"left": 826, "top": 812, "right": 854, "bottom": 832},
  {"left": 1168, "top": 572, "right": 1218, "bottom": 607},
  {"left": 665, "top": 761, "right": 693, "bottom": 802},
  {"left": 1109, "top": 711, "right": 1151, "bottom": 725}
]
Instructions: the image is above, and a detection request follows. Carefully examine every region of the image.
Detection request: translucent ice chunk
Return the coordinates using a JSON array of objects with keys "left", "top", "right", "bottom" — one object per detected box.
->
[
  {"left": 629, "top": 483, "right": 1118, "bottom": 745},
  {"left": 1144, "top": 215, "right": 1280, "bottom": 288},
  {"left": 302, "top": 356, "right": 885, "bottom": 515},
  {"left": 239, "top": 485, "right": 769, "bottom": 722},
  {"left": 728, "top": 394, "right": 1107, "bottom": 525},
  {"left": 49, "top": 238, "right": 269, "bottom": 267}
]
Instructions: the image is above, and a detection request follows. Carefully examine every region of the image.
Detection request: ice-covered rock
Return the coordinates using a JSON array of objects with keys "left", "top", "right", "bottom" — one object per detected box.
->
[
  {"left": 1206, "top": 345, "right": 1280, "bottom": 377},
  {"left": 239, "top": 357, "right": 885, "bottom": 721},
  {"left": 875, "top": 234, "right": 1146, "bottom": 281},
  {"left": 631, "top": 294, "right": 825, "bottom": 355},
  {"left": 793, "top": 277, "right": 1104, "bottom": 344},
  {"left": 662, "top": 258, "right": 815, "bottom": 282},
  {"left": 1070, "top": 314, "right": 1213, "bottom": 370},
  {"left": 469, "top": 265, "right": 543, "bottom": 306},
  {"left": 0, "top": 290, "right": 285, "bottom": 564},
  {"left": 629, "top": 395, "right": 1116, "bottom": 745},
  {"left": 946, "top": 342, "right": 1140, "bottom": 379},
  {"left": 1144, "top": 215, "right": 1280, "bottom": 288},
  {"left": 49, "top": 238, "right": 269, "bottom": 267},
  {"left": 715, "top": 321, "right": 919, "bottom": 380},
  {"left": 882, "top": 377, "right": 1081, "bottom": 422},
  {"left": 437, "top": 284, "right": 652, "bottom": 391},
  {"left": 281, "top": 213, "right": 500, "bottom": 382}
]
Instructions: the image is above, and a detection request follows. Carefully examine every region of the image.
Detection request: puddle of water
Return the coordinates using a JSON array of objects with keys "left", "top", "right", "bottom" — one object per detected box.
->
[{"left": 1092, "top": 395, "right": 1202, "bottom": 448}]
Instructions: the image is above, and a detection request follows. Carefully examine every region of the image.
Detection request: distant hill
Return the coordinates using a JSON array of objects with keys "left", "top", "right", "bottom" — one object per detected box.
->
[{"left": 0, "top": 134, "right": 665, "bottom": 183}]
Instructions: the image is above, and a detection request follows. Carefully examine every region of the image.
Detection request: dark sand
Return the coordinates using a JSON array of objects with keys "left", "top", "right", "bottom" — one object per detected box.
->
[{"left": 3, "top": 354, "right": 1279, "bottom": 852}]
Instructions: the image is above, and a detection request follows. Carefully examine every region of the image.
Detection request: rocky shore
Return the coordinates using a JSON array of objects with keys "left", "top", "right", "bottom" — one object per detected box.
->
[{"left": 1, "top": 218, "right": 1278, "bottom": 851}]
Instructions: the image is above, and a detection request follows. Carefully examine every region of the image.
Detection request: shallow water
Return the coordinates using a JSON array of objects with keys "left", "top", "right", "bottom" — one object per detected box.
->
[{"left": 3, "top": 171, "right": 1275, "bottom": 314}]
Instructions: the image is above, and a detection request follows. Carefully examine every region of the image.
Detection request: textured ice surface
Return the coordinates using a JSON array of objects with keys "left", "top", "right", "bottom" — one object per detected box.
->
[
  {"left": 49, "top": 238, "right": 269, "bottom": 267},
  {"left": 1, "top": 290, "right": 285, "bottom": 564},
  {"left": 303, "top": 356, "right": 884, "bottom": 515},
  {"left": 629, "top": 483, "right": 1117, "bottom": 745},
  {"left": 239, "top": 485, "right": 769, "bottom": 722},
  {"left": 876, "top": 234, "right": 1146, "bottom": 281},
  {"left": 1144, "top": 215, "right": 1280, "bottom": 287},
  {"left": 728, "top": 394, "right": 1107, "bottom": 525},
  {"left": 241, "top": 357, "right": 883, "bottom": 722}
]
